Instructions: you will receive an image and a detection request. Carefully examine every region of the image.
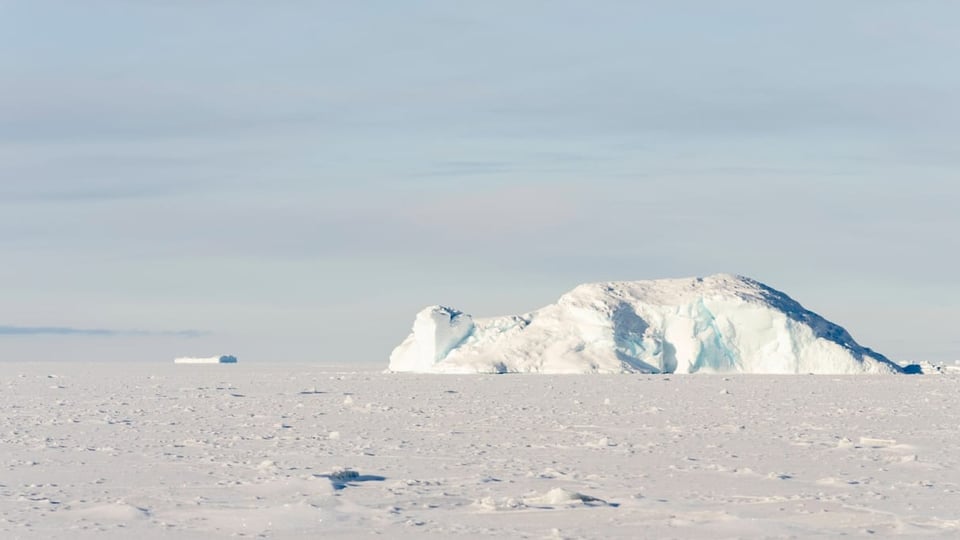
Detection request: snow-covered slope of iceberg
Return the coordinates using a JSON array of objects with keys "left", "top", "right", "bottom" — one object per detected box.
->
[{"left": 389, "top": 274, "right": 903, "bottom": 374}]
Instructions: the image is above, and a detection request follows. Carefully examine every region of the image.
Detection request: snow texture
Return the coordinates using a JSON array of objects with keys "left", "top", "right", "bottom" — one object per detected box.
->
[
  {"left": 3, "top": 363, "right": 959, "bottom": 539},
  {"left": 173, "top": 355, "right": 237, "bottom": 364},
  {"left": 390, "top": 274, "right": 902, "bottom": 374}
]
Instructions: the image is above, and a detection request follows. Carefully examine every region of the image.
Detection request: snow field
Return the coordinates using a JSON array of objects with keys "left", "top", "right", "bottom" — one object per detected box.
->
[{"left": 2, "top": 363, "right": 959, "bottom": 538}]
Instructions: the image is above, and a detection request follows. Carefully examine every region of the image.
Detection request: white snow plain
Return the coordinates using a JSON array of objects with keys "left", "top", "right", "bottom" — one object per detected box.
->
[
  {"left": 3, "top": 362, "right": 959, "bottom": 539},
  {"left": 390, "top": 274, "right": 903, "bottom": 374}
]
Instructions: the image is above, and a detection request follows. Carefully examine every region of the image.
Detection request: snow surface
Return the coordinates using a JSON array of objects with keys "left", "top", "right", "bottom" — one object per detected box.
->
[
  {"left": 173, "top": 355, "right": 237, "bottom": 364},
  {"left": 390, "top": 274, "right": 903, "bottom": 374},
  {"left": 3, "top": 362, "right": 959, "bottom": 539}
]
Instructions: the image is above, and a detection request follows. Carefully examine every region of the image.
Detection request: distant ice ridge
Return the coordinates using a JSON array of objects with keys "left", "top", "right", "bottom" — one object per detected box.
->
[
  {"left": 389, "top": 274, "right": 905, "bottom": 374},
  {"left": 915, "top": 361, "right": 960, "bottom": 374},
  {"left": 174, "top": 355, "right": 237, "bottom": 364}
]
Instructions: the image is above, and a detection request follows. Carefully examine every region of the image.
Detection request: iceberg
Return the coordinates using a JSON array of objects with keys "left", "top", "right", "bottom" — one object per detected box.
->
[
  {"left": 389, "top": 274, "right": 904, "bottom": 374},
  {"left": 174, "top": 355, "right": 238, "bottom": 364}
]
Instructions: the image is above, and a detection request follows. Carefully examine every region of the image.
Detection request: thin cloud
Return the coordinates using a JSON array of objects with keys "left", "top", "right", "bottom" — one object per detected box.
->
[{"left": 0, "top": 325, "right": 207, "bottom": 338}]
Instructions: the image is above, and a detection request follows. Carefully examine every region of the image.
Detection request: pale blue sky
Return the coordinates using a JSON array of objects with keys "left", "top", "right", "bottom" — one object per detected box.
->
[{"left": 2, "top": 1, "right": 958, "bottom": 363}]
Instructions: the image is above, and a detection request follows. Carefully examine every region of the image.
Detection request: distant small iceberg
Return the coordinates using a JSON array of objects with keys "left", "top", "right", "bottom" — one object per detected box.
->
[{"left": 174, "top": 355, "right": 238, "bottom": 364}]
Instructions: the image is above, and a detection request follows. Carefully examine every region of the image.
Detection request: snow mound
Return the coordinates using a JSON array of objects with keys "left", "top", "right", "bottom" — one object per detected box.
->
[
  {"left": 388, "top": 274, "right": 904, "bottom": 374},
  {"left": 475, "top": 488, "right": 613, "bottom": 511},
  {"left": 174, "top": 355, "right": 237, "bottom": 364},
  {"left": 524, "top": 487, "right": 612, "bottom": 506}
]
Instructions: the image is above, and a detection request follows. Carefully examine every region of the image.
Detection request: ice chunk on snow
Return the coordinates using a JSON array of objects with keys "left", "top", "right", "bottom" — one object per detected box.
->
[
  {"left": 174, "top": 355, "right": 237, "bottom": 364},
  {"left": 388, "top": 274, "right": 904, "bottom": 375}
]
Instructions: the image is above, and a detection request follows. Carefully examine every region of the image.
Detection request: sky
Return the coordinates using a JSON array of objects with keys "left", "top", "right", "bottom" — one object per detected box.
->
[{"left": 1, "top": 1, "right": 958, "bottom": 364}]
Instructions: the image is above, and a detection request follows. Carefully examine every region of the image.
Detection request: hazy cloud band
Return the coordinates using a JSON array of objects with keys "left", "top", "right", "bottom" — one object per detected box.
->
[{"left": 0, "top": 326, "right": 207, "bottom": 338}]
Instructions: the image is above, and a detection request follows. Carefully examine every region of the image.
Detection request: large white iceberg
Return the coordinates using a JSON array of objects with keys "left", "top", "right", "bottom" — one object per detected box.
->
[{"left": 389, "top": 274, "right": 904, "bottom": 374}]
